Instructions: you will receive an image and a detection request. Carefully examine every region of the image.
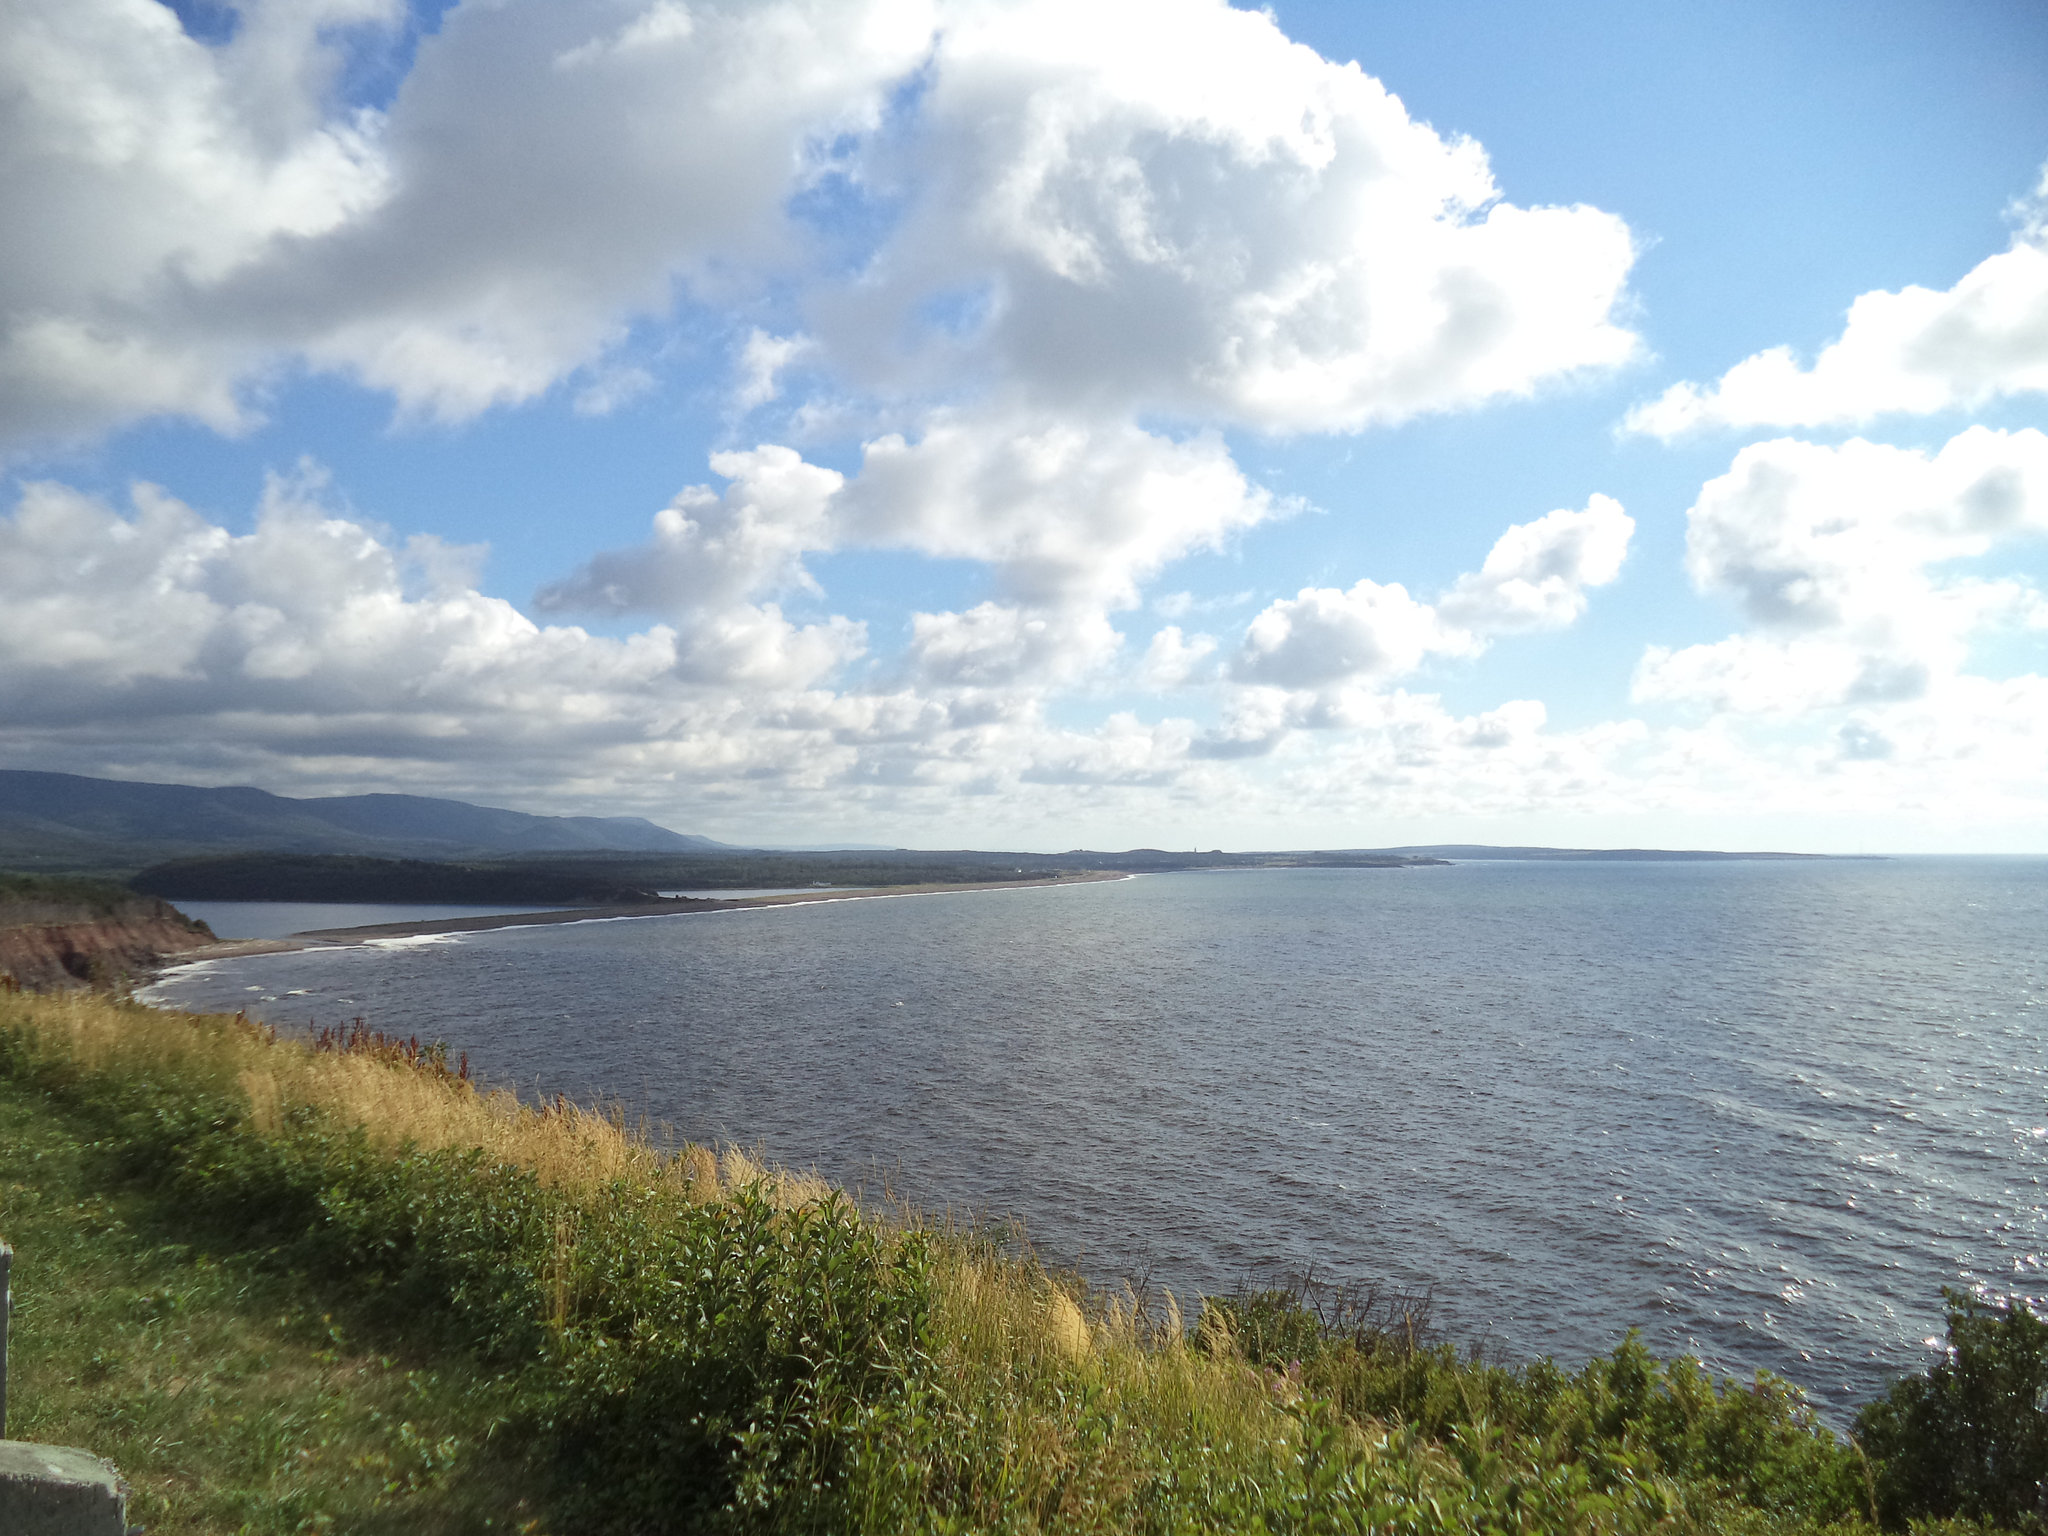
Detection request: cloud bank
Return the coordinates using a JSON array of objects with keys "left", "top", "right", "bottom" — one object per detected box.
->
[
  {"left": 0, "top": 0, "right": 1638, "bottom": 449},
  {"left": 3, "top": 1, "right": 2044, "bottom": 847},
  {"left": 0, "top": 468, "right": 1647, "bottom": 837},
  {"left": 1635, "top": 427, "right": 2048, "bottom": 717},
  {"left": 1627, "top": 175, "right": 2048, "bottom": 437}
]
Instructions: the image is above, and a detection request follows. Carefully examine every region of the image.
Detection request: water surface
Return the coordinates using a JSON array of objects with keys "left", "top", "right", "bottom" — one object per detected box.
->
[
  {"left": 147, "top": 858, "right": 2048, "bottom": 1416},
  {"left": 176, "top": 900, "right": 566, "bottom": 941}
]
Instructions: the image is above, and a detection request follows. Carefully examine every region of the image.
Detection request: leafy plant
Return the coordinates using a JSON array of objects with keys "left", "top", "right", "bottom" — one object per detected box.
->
[{"left": 1857, "top": 1286, "right": 2048, "bottom": 1529}]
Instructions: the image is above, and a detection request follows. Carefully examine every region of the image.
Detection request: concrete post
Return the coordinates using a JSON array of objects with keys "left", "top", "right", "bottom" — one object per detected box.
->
[
  {"left": 0, "top": 1442, "right": 132, "bottom": 1534},
  {"left": 1, "top": 1237, "right": 10, "bottom": 1440}
]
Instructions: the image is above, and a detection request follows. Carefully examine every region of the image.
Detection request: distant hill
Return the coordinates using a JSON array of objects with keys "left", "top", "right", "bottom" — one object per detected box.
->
[
  {"left": 0, "top": 770, "right": 734, "bottom": 872},
  {"left": 1376, "top": 844, "right": 1832, "bottom": 861}
]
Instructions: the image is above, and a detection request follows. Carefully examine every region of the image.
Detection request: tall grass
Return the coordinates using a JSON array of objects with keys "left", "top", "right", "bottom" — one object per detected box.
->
[{"left": 0, "top": 989, "right": 1892, "bottom": 1534}]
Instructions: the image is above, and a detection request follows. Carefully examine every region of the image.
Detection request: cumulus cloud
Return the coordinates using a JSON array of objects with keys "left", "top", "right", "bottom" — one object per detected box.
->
[
  {"left": 1436, "top": 494, "right": 1633, "bottom": 633},
  {"left": 0, "top": 0, "right": 394, "bottom": 439},
  {"left": 905, "top": 602, "right": 1120, "bottom": 689},
  {"left": 1234, "top": 494, "right": 1632, "bottom": 693},
  {"left": 733, "top": 330, "right": 814, "bottom": 412},
  {"left": 0, "top": 462, "right": 1662, "bottom": 841},
  {"left": 10, "top": 463, "right": 2044, "bottom": 847},
  {"left": 0, "top": 0, "right": 1639, "bottom": 450},
  {"left": 1137, "top": 626, "right": 1217, "bottom": 690},
  {"left": 542, "top": 408, "right": 1279, "bottom": 695},
  {"left": 0, "top": 469, "right": 882, "bottom": 800},
  {"left": 531, "top": 445, "right": 865, "bottom": 688},
  {"left": 0, "top": 470, "right": 661, "bottom": 729},
  {"left": 0, "top": 0, "right": 931, "bottom": 444},
  {"left": 56, "top": 2, "right": 2048, "bottom": 844},
  {"left": 1626, "top": 173, "right": 2048, "bottom": 437},
  {"left": 1237, "top": 580, "right": 1464, "bottom": 690},
  {"left": 1634, "top": 427, "right": 2048, "bottom": 714},
  {"left": 537, "top": 446, "right": 844, "bottom": 617},
  {"left": 838, "top": 0, "right": 1639, "bottom": 430},
  {"left": 837, "top": 408, "right": 1276, "bottom": 606}
]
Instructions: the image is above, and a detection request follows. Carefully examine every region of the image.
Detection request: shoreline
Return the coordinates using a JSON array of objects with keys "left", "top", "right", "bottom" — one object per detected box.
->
[{"left": 157, "top": 870, "right": 1129, "bottom": 969}]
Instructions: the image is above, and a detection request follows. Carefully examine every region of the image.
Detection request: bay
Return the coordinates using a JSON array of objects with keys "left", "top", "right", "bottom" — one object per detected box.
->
[
  {"left": 144, "top": 857, "right": 2048, "bottom": 1418},
  {"left": 175, "top": 900, "right": 568, "bottom": 941}
]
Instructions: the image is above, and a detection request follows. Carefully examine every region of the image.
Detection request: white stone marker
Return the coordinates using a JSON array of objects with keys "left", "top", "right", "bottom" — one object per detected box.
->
[{"left": 0, "top": 1442, "right": 132, "bottom": 1534}]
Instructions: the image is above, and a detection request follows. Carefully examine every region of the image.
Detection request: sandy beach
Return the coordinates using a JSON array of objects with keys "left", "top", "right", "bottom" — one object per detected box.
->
[{"left": 165, "top": 870, "right": 1126, "bottom": 964}]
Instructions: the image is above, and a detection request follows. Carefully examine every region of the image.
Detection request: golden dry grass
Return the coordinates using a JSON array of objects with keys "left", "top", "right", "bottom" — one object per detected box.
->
[
  {"left": 5, "top": 989, "right": 1311, "bottom": 1393},
  {"left": 2, "top": 989, "right": 839, "bottom": 1209},
  {"left": 1, "top": 986, "right": 1392, "bottom": 1529}
]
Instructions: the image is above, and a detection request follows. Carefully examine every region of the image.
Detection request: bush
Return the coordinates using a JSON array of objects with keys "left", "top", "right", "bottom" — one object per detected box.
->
[
  {"left": 1200, "top": 1278, "right": 1865, "bottom": 1522},
  {"left": 1857, "top": 1287, "right": 2048, "bottom": 1529},
  {"left": 545, "top": 1188, "right": 935, "bottom": 1533}
]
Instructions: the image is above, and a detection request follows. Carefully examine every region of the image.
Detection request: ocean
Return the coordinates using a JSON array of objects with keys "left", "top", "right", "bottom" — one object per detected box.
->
[{"left": 143, "top": 856, "right": 2048, "bottom": 1419}]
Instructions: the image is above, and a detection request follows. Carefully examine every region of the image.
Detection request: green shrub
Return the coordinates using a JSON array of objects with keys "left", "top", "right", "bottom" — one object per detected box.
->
[
  {"left": 1857, "top": 1287, "right": 2048, "bottom": 1529},
  {"left": 1202, "top": 1280, "right": 1865, "bottom": 1523},
  {"left": 545, "top": 1188, "right": 935, "bottom": 1533}
]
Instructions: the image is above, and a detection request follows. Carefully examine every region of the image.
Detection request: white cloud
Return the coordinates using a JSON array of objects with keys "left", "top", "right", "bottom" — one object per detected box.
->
[
  {"left": 1626, "top": 175, "right": 2048, "bottom": 437},
  {"left": 533, "top": 445, "right": 862, "bottom": 689},
  {"left": 1234, "top": 494, "right": 1632, "bottom": 693},
  {"left": 542, "top": 408, "right": 1278, "bottom": 693},
  {"left": 733, "top": 329, "right": 814, "bottom": 412},
  {"left": 0, "top": 0, "right": 1638, "bottom": 451},
  {"left": 0, "top": 470, "right": 872, "bottom": 792},
  {"left": 905, "top": 602, "right": 1120, "bottom": 688},
  {"left": 1015, "top": 712, "right": 1189, "bottom": 788},
  {"left": 1137, "top": 626, "right": 1217, "bottom": 690},
  {"left": 0, "top": 0, "right": 932, "bottom": 445},
  {"left": 1437, "top": 494, "right": 1634, "bottom": 634},
  {"left": 0, "top": 0, "right": 395, "bottom": 439},
  {"left": 8, "top": 465, "right": 2044, "bottom": 848},
  {"left": 666, "top": 601, "right": 865, "bottom": 691},
  {"left": 837, "top": 407, "right": 1276, "bottom": 606},
  {"left": 1634, "top": 428, "right": 2048, "bottom": 715},
  {"left": 1237, "top": 579, "right": 1462, "bottom": 690},
  {"left": 0, "top": 471, "right": 627, "bottom": 712},
  {"left": 32, "top": 5, "right": 2048, "bottom": 846},
  {"left": 573, "top": 365, "right": 656, "bottom": 417},
  {"left": 836, "top": 0, "right": 1639, "bottom": 431},
  {"left": 537, "top": 446, "right": 844, "bottom": 616},
  {"left": 0, "top": 465, "right": 1654, "bottom": 841}
]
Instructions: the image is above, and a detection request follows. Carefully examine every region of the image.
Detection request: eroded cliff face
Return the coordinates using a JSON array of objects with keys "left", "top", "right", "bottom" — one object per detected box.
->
[{"left": 0, "top": 900, "right": 213, "bottom": 991}]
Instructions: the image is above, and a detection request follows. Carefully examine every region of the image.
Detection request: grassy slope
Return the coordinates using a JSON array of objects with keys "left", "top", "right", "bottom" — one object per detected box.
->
[
  {"left": 0, "top": 869, "right": 205, "bottom": 924},
  {"left": 0, "top": 1073, "right": 543, "bottom": 1533},
  {"left": 0, "top": 990, "right": 1985, "bottom": 1536}
]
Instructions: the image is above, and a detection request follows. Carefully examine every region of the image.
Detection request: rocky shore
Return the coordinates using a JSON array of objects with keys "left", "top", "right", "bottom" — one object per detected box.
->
[{"left": 0, "top": 900, "right": 215, "bottom": 991}]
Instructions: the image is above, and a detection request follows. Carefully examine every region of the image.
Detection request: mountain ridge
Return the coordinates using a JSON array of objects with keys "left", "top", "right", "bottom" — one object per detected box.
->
[{"left": 0, "top": 770, "right": 733, "bottom": 871}]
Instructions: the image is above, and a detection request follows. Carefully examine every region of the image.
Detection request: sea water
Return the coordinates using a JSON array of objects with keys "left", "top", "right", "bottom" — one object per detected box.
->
[
  {"left": 144, "top": 857, "right": 2048, "bottom": 1418},
  {"left": 175, "top": 901, "right": 568, "bottom": 940}
]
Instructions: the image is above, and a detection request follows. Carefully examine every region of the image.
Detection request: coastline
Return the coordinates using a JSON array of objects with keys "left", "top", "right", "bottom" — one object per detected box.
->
[{"left": 159, "top": 869, "right": 1128, "bottom": 968}]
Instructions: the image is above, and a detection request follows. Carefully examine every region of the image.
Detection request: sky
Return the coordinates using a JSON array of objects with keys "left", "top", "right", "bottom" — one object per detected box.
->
[{"left": 2, "top": 0, "right": 2047, "bottom": 853}]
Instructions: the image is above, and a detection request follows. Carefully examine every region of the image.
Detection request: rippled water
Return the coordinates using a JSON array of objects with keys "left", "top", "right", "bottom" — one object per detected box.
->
[
  {"left": 177, "top": 901, "right": 566, "bottom": 941},
  {"left": 146, "top": 858, "right": 2048, "bottom": 1416}
]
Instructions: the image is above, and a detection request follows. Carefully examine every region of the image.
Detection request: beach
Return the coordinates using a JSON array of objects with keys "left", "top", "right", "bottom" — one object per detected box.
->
[{"left": 167, "top": 869, "right": 1128, "bottom": 961}]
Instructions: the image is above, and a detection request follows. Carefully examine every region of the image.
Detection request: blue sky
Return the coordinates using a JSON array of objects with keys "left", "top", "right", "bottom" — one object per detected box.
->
[{"left": 3, "top": 0, "right": 2046, "bottom": 851}]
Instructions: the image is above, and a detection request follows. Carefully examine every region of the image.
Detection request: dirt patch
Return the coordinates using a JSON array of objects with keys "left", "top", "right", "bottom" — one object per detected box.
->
[{"left": 0, "top": 911, "right": 215, "bottom": 992}]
